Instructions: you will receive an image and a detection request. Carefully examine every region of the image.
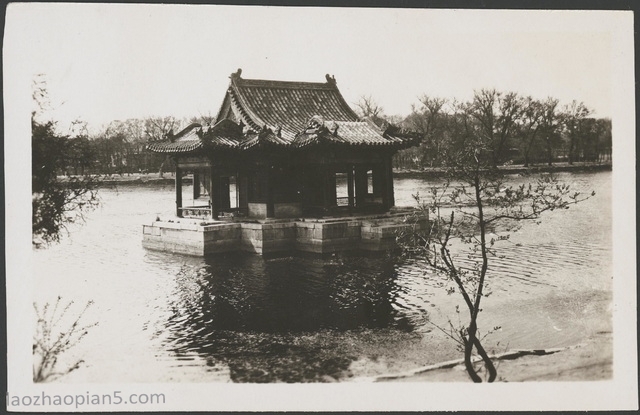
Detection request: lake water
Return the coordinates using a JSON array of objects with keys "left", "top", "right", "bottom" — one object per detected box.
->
[{"left": 33, "top": 171, "right": 612, "bottom": 383}]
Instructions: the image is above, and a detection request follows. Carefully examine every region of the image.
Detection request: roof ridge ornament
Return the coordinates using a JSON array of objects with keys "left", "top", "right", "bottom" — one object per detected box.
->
[
  {"left": 305, "top": 115, "right": 325, "bottom": 133},
  {"left": 325, "top": 74, "right": 336, "bottom": 85},
  {"left": 238, "top": 120, "right": 252, "bottom": 134},
  {"left": 230, "top": 68, "right": 242, "bottom": 80},
  {"left": 327, "top": 120, "right": 339, "bottom": 136}
]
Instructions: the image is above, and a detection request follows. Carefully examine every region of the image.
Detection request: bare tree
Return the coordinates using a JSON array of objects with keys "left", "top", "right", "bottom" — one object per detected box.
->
[
  {"left": 33, "top": 297, "right": 97, "bottom": 382},
  {"left": 414, "top": 95, "right": 450, "bottom": 166},
  {"left": 189, "top": 111, "right": 216, "bottom": 129},
  {"left": 518, "top": 97, "right": 544, "bottom": 167},
  {"left": 32, "top": 73, "right": 52, "bottom": 121},
  {"left": 562, "top": 101, "right": 592, "bottom": 164},
  {"left": 398, "top": 120, "right": 593, "bottom": 382},
  {"left": 468, "top": 89, "right": 524, "bottom": 167},
  {"left": 354, "top": 95, "right": 385, "bottom": 124},
  {"left": 538, "top": 98, "right": 563, "bottom": 166},
  {"left": 144, "top": 116, "right": 181, "bottom": 142},
  {"left": 143, "top": 116, "right": 181, "bottom": 176},
  {"left": 32, "top": 79, "right": 100, "bottom": 246}
]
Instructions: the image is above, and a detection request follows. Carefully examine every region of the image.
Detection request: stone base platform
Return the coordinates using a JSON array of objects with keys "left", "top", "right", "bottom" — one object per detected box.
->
[{"left": 142, "top": 209, "right": 427, "bottom": 256}]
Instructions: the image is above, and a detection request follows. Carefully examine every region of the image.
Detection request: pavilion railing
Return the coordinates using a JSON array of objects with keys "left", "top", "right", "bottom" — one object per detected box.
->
[
  {"left": 179, "top": 206, "right": 212, "bottom": 218},
  {"left": 178, "top": 206, "right": 247, "bottom": 219}
]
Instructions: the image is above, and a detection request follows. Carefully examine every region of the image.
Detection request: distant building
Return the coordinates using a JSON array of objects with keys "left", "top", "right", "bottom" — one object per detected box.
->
[{"left": 147, "top": 69, "right": 419, "bottom": 219}]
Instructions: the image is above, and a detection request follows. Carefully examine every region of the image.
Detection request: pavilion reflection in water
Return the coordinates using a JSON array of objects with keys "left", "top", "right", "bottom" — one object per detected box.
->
[{"left": 158, "top": 252, "right": 427, "bottom": 382}]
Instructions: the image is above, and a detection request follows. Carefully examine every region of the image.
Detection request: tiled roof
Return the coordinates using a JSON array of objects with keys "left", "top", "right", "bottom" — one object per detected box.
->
[
  {"left": 146, "top": 123, "right": 204, "bottom": 153},
  {"left": 223, "top": 70, "right": 360, "bottom": 143},
  {"left": 146, "top": 70, "right": 420, "bottom": 154},
  {"left": 147, "top": 121, "right": 419, "bottom": 153},
  {"left": 146, "top": 140, "right": 202, "bottom": 153},
  {"left": 205, "top": 119, "right": 244, "bottom": 148},
  {"left": 293, "top": 120, "right": 406, "bottom": 147}
]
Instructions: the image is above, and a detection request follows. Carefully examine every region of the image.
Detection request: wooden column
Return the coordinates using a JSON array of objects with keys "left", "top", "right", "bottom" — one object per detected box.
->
[
  {"left": 209, "top": 166, "right": 219, "bottom": 219},
  {"left": 266, "top": 167, "right": 274, "bottom": 218},
  {"left": 372, "top": 164, "right": 383, "bottom": 198},
  {"left": 347, "top": 165, "right": 355, "bottom": 210},
  {"left": 327, "top": 168, "right": 337, "bottom": 206},
  {"left": 354, "top": 165, "right": 368, "bottom": 209},
  {"left": 220, "top": 176, "right": 231, "bottom": 210},
  {"left": 175, "top": 166, "right": 183, "bottom": 217},
  {"left": 322, "top": 169, "right": 328, "bottom": 209},
  {"left": 382, "top": 155, "right": 395, "bottom": 210},
  {"left": 238, "top": 172, "right": 248, "bottom": 213},
  {"left": 193, "top": 171, "right": 200, "bottom": 199}
]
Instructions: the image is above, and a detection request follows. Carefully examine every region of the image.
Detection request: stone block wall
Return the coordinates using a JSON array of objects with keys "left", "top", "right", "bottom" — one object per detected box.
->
[
  {"left": 294, "top": 221, "right": 362, "bottom": 254},
  {"left": 240, "top": 222, "right": 296, "bottom": 254},
  {"left": 248, "top": 203, "right": 268, "bottom": 219},
  {"left": 143, "top": 222, "right": 206, "bottom": 256},
  {"left": 274, "top": 202, "right": 302, "bottom": 218},
  {"left": 142, "top": 211, "right": 428, "bottom": 256}
]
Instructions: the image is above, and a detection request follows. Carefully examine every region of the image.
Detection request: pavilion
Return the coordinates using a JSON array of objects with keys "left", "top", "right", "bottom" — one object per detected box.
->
[
  {"left": 146, "top": 69, "right": 419, "bottom": 220},
  {"left": 143, "top": 70, "right": 424, "bottom": 256}
]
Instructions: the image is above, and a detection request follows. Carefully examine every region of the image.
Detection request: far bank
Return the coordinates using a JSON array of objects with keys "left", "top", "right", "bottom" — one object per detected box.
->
[{"left": 85, "top": 161, "right": 612, "bottom": 187}]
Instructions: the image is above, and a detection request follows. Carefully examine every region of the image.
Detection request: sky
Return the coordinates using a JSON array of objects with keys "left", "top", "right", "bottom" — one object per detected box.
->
[
  {"left": 4, "top": 4, "right": 627, "bottom": 133},
  {"left": 4, "top": 5, "right": 639, "bottom": 408}
]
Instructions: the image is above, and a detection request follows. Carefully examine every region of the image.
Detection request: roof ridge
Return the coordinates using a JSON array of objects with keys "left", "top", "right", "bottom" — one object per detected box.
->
[
  {"left": 227, "top": 87, "right": 264, "bottom": 132},
  {"left": 171, "top": 122, "right": 202, "bottom": 139},
  {"left": 332, "top": 120, "right": 377, "bottom": 125},
  {"left": 219, "top": 70, "right": 377, "bottom": 143},
  {"left": 330, "top": 83, "right": 361, "bottom": 121},
  {"left": 235, "top": 78, "right": 335, "bottom": 90}
]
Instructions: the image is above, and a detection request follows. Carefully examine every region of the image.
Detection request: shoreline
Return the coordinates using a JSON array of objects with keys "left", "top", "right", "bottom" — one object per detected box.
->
[
  {"left": 366, "top": 288, "right": 613, "bottom": 383},
  {"left": 375, "top": 331, "right": 612, "bottom": 382},
  {"left": 394, "top": 161, "right": 611, "bottom": 179},
  {"left": 77, "top": 162, "right": 612, "bottom": 187}
]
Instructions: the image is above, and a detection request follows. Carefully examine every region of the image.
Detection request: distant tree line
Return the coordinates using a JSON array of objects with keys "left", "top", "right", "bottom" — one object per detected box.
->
[
  {"left": 48, "top": 114, "right": 216, "bottom": 177},
  {"left": 355, "top": 90, "right": 612, "bottom": 170},
  {"left": 45, "top": 89, "right": 612, "bottom": 179}
]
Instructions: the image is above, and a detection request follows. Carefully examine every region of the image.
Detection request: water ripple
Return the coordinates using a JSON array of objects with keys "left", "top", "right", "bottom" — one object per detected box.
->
[{"left": 32, "top": 171, "right": 611, "bottom": 382}]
